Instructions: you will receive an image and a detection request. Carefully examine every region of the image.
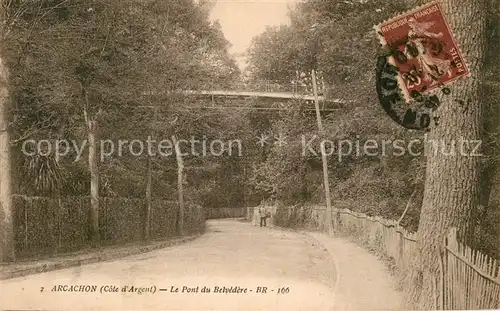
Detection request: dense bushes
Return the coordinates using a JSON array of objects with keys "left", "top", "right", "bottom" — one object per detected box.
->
[{"left": 12, "top": 195, "right": 204, "bottom": 259}]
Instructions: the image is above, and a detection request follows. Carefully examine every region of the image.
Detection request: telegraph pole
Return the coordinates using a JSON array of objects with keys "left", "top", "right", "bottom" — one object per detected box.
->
[{"left": 311, "top": 69, "right": 333, "bottom": 234}]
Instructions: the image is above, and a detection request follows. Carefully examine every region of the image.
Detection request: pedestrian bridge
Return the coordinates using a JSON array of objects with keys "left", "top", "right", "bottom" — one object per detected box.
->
[
  {"left": 183, "top": 80, "right": 328, "bottom": 101},
  {"left": 143, "top": 80, "right": 347, "bottom": 104},
  {"left": 182, "top": 90, "right": 323, "bottom": 101}
]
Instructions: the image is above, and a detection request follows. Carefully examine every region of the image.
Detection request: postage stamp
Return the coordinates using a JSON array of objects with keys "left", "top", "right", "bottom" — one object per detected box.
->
[{"left": 375, "top": 1, "right": 469, "bottom": 102}]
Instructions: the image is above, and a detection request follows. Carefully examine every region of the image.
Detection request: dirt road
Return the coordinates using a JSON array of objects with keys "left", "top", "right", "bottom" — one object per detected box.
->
[
  {"left": 1, "top": 219, "right": 401, "bottom": 310},
  {"left": 1, "top": 220, "right": 336, "bottom": 310}
]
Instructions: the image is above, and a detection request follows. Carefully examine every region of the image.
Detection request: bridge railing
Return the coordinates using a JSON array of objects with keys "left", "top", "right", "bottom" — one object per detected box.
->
[
  {"left": 193, "top": 80, "right": 324, "bottom": 96},
  {"left": 140, "top": 80, "right": 327, "bottom": 97},
  {"left": 229, "top": 82, "right": 310, "bottom": 94}
]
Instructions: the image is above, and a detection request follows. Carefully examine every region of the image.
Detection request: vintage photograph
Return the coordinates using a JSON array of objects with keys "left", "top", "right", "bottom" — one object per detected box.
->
[{"left": 0, "top": 0, "right": 499, "bottom": 310}]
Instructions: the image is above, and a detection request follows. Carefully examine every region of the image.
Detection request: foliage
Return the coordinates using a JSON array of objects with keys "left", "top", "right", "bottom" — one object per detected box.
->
[
  {"left": 3, "top": 0, "right": 240, "bottom": 198},
  {"left": 246, "top": 0, "right": 424, "bottom": 228},
  {"left": 2, "top": 0, "right": 498, "bottom": 260}
]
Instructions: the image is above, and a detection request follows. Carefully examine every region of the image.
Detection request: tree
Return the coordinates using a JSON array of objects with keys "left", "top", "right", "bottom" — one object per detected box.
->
[
  {"left": 0, "top": 0, "right": 14, "bottom": 262},
  {"left": 404, "top": 0, "right": 488, "bottom": 308},
  {"left": 1, "top": 0, "right": 241, "bottom": 248},
  {"left": 477, "top": 0, "right": 500, "bottom": 258},
  {"left": 245, "top": 0, "right": 421, "bottom": 222},
  {"left": 247, "top": 25, "right": 300, "bottom": 81},
  {"left": 171, "top": 135, "right": 185, "bottom": 235}
]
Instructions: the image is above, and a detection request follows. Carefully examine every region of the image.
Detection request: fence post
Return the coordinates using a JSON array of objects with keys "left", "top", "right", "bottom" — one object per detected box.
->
[
  {"left": 397, "top": 225, "right": 404, "bottom": 270},
  {"left": 57, "top": 196, "right": 62, "bottom": 253},
  {"left": 24, "top": 199, "right": 29, "bottom": 252},
  {"left": 447, "top": 227, "right": 458, "bottom": 251},
  {"left": 441, "top": 227, "right": 458, "bottom": 310},
  {"left": 433, "top": 274, "right": 439, "bottom": 310},
  {"left": 438, "top": 243, "right": 446, "bottom": 310}
]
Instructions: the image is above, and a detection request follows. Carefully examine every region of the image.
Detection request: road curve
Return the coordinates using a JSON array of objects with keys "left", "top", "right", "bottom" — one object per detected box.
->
[{"left": 1, "top": 219, "right": 338, "bottom": 311}]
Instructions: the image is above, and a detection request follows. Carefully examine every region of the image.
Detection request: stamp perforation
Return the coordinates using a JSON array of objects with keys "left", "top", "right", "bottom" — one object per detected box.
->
[
  {"left": 374, "top": 1, "right": 470, "bottom": 102},
  {"left": 373, "top": 1, "right": 442, "bottom": 47}
]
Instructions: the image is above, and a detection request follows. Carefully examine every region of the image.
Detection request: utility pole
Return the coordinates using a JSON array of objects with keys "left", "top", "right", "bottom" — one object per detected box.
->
[
  {"left": 0, "top": 49, "right": 14, "bottom": 262},
  {"left": 311, "top": 69, "right": 333, "bottom": 234}
]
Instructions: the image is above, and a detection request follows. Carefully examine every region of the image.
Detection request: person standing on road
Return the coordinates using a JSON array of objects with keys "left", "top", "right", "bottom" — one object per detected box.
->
[{"left": 259, "top": 204, "right": 267, "bottom": 227}]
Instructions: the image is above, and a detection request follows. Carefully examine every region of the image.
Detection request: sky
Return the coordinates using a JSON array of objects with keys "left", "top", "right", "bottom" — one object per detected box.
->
[{"left": 209, "top": 0, "right": 296, "bottom": 70}]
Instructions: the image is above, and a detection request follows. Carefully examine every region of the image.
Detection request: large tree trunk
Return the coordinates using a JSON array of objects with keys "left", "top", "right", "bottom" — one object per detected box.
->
[
  {"left": 486, "top": 167, "right": 500, "bottom": 255},
  {"left": 0, "top": 48, "right": 14, "bottom": 262},
  {"left": 172, "top": 135, "right": 185, "bottom": 235},
  {"left": 482, "top": 0, "right": 500, "bottom": 260},
  {"left": 88, "top": 119, "right": 99, "bottom": 243},
  {"left": 144, "top": 154, "right": 152, "bottom": 239},
  {"left": 404, "top": 0, "right": 487, "bottom": 308}
]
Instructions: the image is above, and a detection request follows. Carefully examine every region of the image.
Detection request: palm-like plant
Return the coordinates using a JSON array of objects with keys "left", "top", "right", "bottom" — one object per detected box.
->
[{"left": 23, "top": 154, "right": 64, "bottom": 196}]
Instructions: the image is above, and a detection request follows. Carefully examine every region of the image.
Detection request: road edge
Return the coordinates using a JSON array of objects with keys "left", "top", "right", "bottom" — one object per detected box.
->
[
  {"left": 305, "top": 231, "right": 403, "bottom": 310},
  {"left": 0, "top": 234, "right": 202, "bottom": 281}
]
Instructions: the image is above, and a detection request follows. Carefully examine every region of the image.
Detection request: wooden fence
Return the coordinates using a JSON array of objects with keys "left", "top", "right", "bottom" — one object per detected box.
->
[
  {"left": 329, "top": 207, "right": 500, "bottom": 310},
  {"left": 204, "top": 207, "right": 246, "bottom": 219},
  {"left": 257, "top": 204, "right": 500, "bottom": 310},
  {"left": 442, "top": 228, "right": 500, "bottom": 310}
]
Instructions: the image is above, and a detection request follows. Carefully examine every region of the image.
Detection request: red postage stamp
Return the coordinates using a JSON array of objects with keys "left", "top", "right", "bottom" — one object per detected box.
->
[{"left": 375, "top": 1, "right": 469, "bottom": 101}]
